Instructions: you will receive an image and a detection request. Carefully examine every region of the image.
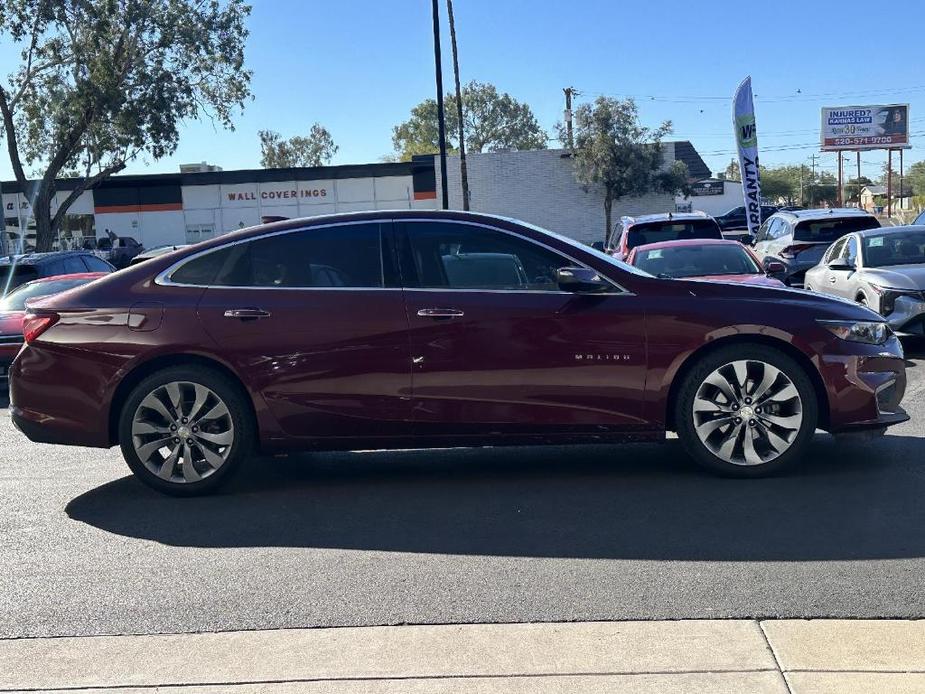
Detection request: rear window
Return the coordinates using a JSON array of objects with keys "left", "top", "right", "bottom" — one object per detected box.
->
[
  {"left": 627, "top": 220, "right": 722, "bottom": 249},
  {"left": 0, "top": 265, "right": 40, "bottom": 296},
  {"left": 0, "top": 278, "right": 94, "bottom": 311},
  {"left": 634, "top": 244, "right": 760, "bottom": 278},
  {"left": 794, "top": 216, "right": 880, "bottom": 243}
]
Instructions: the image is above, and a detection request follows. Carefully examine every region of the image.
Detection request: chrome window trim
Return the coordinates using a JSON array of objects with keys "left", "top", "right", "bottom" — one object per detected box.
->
[
  {"left": 155, "top": 220, "right": 386, "bottom": 290},
  {"left": 155, "top": 216, "right": 632, "bottom": 295},
  {"left": 399, "top": 218, "right": 630, "bottom": 295}
]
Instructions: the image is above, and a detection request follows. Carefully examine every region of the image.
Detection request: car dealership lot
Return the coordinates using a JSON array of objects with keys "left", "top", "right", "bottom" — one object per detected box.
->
[{"left": 1, "top": 341, "right": 923, "bottom": 640}]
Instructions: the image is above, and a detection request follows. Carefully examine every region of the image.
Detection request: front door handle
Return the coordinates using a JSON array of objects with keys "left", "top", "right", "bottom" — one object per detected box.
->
[
  {"left": 829, "top": 276, "right": 837, "bottom": 284},
  {"left": 223, "top": 308, "right": 272, "bottom": 320},
  {"left": 417, "top": 308, "right": 464, "bottom": 319}
]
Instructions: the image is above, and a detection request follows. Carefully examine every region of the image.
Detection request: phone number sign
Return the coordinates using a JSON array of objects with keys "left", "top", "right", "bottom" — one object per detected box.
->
[{"left": 821, "top": 104, "right": 911, "bottom": 151}]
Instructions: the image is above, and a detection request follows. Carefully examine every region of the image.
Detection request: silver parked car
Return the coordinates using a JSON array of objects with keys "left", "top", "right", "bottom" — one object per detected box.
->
[{"left": 804, "top": 225, "right": 925, "bottom": 335}]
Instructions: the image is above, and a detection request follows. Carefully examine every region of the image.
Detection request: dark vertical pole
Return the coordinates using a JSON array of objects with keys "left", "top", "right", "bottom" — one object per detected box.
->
[
  {"left": 432, "top": 0, "right": 449, "bottom": 210},
  {"left": 900, "top": 148, "right": 905, "bottom": 215},
  {"left": 837, "top": 153, "right": 843, "bottom": 207},
  {"left": 563, "top": 87, "right": 575, "bottom": 149},
  {"left": 887, "top": 149, "right": 893, "bottom": 217},
  {"left": 856, "top": 152, "right": 861, "bottom": 209}
]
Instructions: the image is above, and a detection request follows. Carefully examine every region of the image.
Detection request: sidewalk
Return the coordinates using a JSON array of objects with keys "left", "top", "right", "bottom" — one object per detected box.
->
[{"left": 1, "top": 620, "right": 923, "bottom": 693}]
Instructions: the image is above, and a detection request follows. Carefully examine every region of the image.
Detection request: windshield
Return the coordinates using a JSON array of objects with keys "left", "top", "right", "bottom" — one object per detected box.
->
[
  {"left": 633, "top": 244, "right": 760, "bottom": 278},
  {"left": 626, "top": 220, "right": 722, "bottom": 250},
  {"left": 0, "top": 277, "right": 92, "bottom": 311},
  {"left": 794, "top": 216, "right": 879, "bottom": 243},
  {"left": 862, "top": 230, "right": 925, "bottom": 268}
]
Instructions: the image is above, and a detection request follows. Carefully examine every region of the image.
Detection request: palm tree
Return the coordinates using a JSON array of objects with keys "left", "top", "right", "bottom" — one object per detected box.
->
[{"left": 446, "top": 0, "right": 470, "bottom": 210}]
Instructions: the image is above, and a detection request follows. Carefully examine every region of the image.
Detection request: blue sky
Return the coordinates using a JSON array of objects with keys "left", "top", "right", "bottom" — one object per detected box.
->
[{"left": 2, "top": 0, "right": 924, "bottom": 181}]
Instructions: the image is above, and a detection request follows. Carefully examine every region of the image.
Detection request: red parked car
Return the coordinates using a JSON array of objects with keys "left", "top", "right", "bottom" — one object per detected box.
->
[
  {"left": 626, "top": 239, "right": 786, "bottom": 288},
  {"left": 0, "top": 272, "right": 109, "bottom": 387},
  {"left": 9, "top": 211, "right": 908, "bottom": 495}
]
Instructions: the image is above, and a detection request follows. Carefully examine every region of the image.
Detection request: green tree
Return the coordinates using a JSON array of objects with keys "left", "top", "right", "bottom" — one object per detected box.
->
[
  {"left": 560, "top": 97, "right": 689, "bottom": 245},
  {"left": 724, "top": 158, "right": 740, "bottom": 181},
  {"left": 0, "top": 0, "right": 251, "bottom": 251},
  {"left": 903, "top": 160, "right": 925, "bottom": 196},
  {"left": 259, "top": 124, "right": 338, "bottom": 168},
  {"left": 760, "top": 166, "right": 797, "bottom": 205},
  {"left": 391, "top": 81, "right": 547, "bottom": 160}
]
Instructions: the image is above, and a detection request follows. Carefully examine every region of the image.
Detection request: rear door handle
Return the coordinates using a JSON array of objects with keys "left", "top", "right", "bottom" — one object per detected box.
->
[
  {"left": 417, "top": 308, "right": 464, "bottom": 319},
  {"left": 223, "top": 308, "right": 272, "bottom": 320}
]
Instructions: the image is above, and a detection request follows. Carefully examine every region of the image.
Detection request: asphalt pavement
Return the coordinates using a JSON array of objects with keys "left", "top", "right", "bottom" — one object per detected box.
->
[{"left": 1, "top": 341, "right": 924, "bottom": 639}]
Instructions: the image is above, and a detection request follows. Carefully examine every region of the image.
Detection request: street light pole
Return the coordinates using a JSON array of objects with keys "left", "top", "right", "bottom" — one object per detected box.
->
[{"left": 431, "top": 0, "right": 449, "bottom": 210}]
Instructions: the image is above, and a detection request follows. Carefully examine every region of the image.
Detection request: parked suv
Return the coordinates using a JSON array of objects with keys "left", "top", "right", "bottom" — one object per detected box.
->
[
  {"left": 0, "top": 252, "right": 115, "bottom": 297},
  {"left": 609, "top": 212, "right": 723, "bottom": 260},
  {"left": 752, "top": 208, "right": 880, "bottom": 287},
  {"left": 9, "top": 211, "right": 908, "bottom": 495}
]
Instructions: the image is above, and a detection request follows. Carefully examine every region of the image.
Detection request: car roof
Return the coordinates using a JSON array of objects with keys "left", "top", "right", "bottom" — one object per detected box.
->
[
  {"left": 630, "top": 238, "right": 746, "bottom": 253},
  {"left": 621, "top": 211, "right": 712, "bottom": 226},
  {"left": 770, "top": 207, "right": 875, "bottom": 222},
  {"left": 854, "top": 224, "right": 925, "bottom": 238},
  {"left": 25, "top": 272, "right": 109, "bottom": 283},
  {"left": 0, "top": 250, "right": 95, "bottom": 267}
]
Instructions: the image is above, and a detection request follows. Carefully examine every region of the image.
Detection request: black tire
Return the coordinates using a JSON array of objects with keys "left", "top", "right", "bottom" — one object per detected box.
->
[
  {"left": 675, "top": 344, "right": 819, "bottom": 477},
  {"left": 118, "top": 365, "right": 255, "bottom": 496}
]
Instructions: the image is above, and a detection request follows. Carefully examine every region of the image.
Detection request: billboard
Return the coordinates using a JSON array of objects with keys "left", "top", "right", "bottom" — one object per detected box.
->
[{"left": 821, "top": 104, "right": 910, "bottom": 151}]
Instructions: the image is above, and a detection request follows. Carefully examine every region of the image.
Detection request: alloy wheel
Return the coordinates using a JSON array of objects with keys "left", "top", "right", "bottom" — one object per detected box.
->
[
  {"left": 131, "top": 381, "right": 234, "bottom": 484},
  {"left": 692, "top": 360, "right": 803, "bottom": 466}
]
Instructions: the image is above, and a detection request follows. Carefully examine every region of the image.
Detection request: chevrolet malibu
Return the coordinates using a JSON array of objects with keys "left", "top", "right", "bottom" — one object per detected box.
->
[{"left": 9, "top": 211, "right": 909, "bottom": 495}]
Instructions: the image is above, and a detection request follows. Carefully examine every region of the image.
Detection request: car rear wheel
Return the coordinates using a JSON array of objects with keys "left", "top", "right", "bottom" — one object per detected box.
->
[
  {"left": 118, "top": 365, "right": 254, "bottom": 496},
  {"left": 675, "top": 345, "right": 818, "bottom": 477}
]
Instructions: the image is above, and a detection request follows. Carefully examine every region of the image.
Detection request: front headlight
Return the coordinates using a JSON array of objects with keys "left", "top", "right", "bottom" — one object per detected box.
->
[
  {"left": 868, "top": 285, "right": 924, "bottom": 316},
  {"left": 818, "top": 319, "right": 891, "bottom": 345}
]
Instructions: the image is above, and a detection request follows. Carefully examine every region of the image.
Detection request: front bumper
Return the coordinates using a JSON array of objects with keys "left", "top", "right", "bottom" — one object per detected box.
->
[
  {"left": 820, "top": 335, "right": 910, "bottom": 433},
  {"left": 884, "top": 295, "right": 925, "bottom": 335}
]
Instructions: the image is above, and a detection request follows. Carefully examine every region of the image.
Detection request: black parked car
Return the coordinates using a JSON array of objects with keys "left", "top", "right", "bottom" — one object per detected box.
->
[
  {"left": 0, "top": 252, "right": 115, "bottom": 296},
  {"left": 714, "top": 205, "right": 781, "bottom": 232}
]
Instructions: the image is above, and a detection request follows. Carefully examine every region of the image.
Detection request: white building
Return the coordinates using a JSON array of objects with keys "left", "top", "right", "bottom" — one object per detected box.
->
[{"left": 1, "top": 142, "right": 711, "bottom": 252}]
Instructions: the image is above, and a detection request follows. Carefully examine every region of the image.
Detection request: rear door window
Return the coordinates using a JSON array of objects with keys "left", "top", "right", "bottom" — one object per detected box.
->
[
  {"left": 626, "top": 219, "right": 722, "bottom": 250},
  {"left": 794, "top": 217, "right": 880, "bottom": 243}
]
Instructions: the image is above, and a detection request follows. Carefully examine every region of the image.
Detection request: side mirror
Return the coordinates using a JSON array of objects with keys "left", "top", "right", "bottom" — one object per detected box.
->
[
  {"left": 765, "top": 261, "right": 786, "bottom": 274},
  {"left": 556, "top": 267, "right": 612, "bottom": 293},
  {"left": 827, "top": 258, "right": 854, "bottom": 271}
]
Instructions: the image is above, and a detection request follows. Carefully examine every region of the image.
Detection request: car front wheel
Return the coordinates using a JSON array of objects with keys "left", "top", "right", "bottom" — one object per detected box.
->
[
  {"left": 118, "top": 365, "right": 254, "bottom": 496},
  {"left": 675, "top": 345, "right": 818, "bottom": 477}
]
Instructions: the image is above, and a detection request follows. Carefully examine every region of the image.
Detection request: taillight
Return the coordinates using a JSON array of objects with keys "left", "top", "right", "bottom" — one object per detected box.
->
[
  {"left": 22, "top": 312, "right": 59, "bottom": 343},
  {"left": 780, "top": 243, "right": 816, "bottom": 259}
]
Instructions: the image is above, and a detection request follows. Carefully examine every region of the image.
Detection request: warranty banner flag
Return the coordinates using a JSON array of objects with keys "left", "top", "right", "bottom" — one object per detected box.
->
[{"left": 733, "top": 76, "right": 762, "bottom": 237}]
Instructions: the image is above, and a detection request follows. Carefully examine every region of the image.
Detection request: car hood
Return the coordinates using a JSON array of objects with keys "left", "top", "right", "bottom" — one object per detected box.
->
[
  {"left": 691, "top": 274, "right": 786, "bottom": 287},
  {"left": 666, "top": 276, "right": 883, "bottom": 322},
  {"left": 0, "top": 311, "right": 25, "bottom": 337},
  {"left": 862, "top": 264, "right": 925, "bottom": 291}
]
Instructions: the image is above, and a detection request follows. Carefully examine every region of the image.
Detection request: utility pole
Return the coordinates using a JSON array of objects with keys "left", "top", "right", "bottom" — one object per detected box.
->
[
  {"left": 446, "top": 0, "right": 469, "bottom": 210},
  {"left": 431, "top": 0, "right": 449, "bottom": 210},
  {"left": 799, "top": 164, "right": 804, "bottom": 206},
  {"left": 887, "top": 149, "right": 893, "bottom": 218},
  {"left": 809, "top": 154, "right": 818, "bottom": 206},
  {"left": 856, "top": 152, "right": 862, "bottom": 209},
  {"left": 563, "top": 87, "right": 578, "bottom": 149},
  {"left": 837, "top": 153, "right": 844, "bottom": 207},
  {"left": 900, "top": 148, "right": 905, "bottom": 216}
]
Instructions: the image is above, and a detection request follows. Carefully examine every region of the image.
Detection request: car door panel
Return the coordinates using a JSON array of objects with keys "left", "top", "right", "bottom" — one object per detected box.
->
[
  {"left": 397, "top": 220, "right": 649, "bottom": 435},
  {"left": 194, "top": 222, "right": 412, "bottom": 440}
]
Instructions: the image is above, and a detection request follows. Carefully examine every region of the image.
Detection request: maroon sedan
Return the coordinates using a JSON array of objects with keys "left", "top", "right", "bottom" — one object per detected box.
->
[
  {"left": 9, "top": 211, "right": 908, "bottom": 495},
  {"left": 0, "top": 273, "right": 109, "bottom": 387},
  {"left": 626, "top": 238, "right": 786, "bottom": 288}
]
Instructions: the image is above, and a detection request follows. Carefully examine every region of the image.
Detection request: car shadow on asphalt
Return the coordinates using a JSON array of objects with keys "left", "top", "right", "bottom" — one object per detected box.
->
[{"left": 65, "top": 432, "right": 925, "bottom": 561}]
